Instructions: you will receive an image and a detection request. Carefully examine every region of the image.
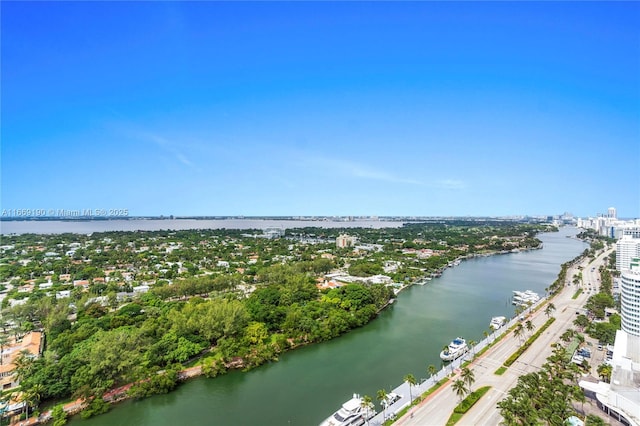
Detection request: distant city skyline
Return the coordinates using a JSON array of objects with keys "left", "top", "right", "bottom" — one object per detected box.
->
[{"left": 2, "top": 2, "right": 639, "bottom": 218}]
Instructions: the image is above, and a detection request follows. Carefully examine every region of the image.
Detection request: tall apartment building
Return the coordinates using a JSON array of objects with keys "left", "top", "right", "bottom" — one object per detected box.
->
[
  {"left": 580, "top": 257, "right": 640, "bottom": 425},
  {"left": 622, "top": 227, "right": 640, "bottom": 239},
  {"left": 620, "top": 260, "right": 640, "bottom": 337},
  {"left": 616, "top": 234, "right": 640, "bottom": 271}
]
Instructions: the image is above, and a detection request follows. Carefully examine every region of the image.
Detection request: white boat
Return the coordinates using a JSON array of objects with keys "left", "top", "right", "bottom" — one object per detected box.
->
[
  {"left": 489, "top": 316, "right": 507, "bottom": 330},
  {"left": 440, "top": 337, "right": 468, "bottom": 361},
  {"left": 512, "top": 290, "right": 540, "bottom": 306},
  {"left": 319, "top": 394, "right": 376, "bottom": 426}
]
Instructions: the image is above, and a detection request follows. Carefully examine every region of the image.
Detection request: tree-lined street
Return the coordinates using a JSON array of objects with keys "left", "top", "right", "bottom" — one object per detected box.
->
[{"left": 398, "top": 247, "right": 613, "bottom": 426}]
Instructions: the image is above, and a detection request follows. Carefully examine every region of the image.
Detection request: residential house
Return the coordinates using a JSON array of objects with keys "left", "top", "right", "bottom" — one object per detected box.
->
[{"left": 0, "top": 332, "right": 44, "bottom": 390}]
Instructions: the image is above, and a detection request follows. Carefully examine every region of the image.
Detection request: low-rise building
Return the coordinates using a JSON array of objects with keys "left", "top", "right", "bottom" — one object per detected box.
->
[
  {"left": 0, "top": 332, "right": 44, "bottom": 391},
  {"left": 579, "top": 330, "right": 640, "bottom": 426}
]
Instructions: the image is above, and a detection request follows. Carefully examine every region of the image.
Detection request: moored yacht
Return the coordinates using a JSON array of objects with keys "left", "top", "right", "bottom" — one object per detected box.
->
[
  {"left": 489, "top": 316, "right": 507, "bottom": 330},
  {"left": 439, "top": 337, "right": 468, "bottom": 361},
  {"left": 319, "top": 394, "right": 376, "bottom": 426},
  {"left": 512, "top": 290, "right": 540, "bottom": 306}
]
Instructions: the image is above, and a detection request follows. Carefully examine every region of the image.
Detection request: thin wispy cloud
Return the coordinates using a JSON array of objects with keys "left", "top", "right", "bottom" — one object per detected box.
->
[
  {"left": 349, "top": 164, "right": 424, "bottom": 185},
  {"left": 298, "top": 153, "right": 466, "bottom": 190},
  {"left": 303, "top": 154, "right": 423, "bottom": 185},
  {"left": 109, "top": 121, "right": 198, "bottom": 171},
  {"left": 138, "top": 132, "right": 194, "bottom": 167},
  {"left": 175, "top": 153, "right": 193, "bottom": 167},
  {"left": 434, "top": 179, "right": 467, "bottom": 190}
]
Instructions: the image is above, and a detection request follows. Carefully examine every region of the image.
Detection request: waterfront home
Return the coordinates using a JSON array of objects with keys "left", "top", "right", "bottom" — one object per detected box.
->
[{"left": 0, "top": 331, "right": 44, "bottom": 391}]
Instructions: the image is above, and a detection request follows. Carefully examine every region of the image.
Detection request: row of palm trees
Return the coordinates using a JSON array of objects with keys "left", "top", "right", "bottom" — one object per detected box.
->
[
  {"left": 362, "top": 366, "right": 476, "bottom": 422},
  {"left": 513, "top": 301, "right": 556, "bottom": 344},
  {"left": 358, "top": 369, "right": 436, "bottom": 424},
  {"left": 359, "top": 310, "right": 552, "bottom": 425},
  {"left": 358, "top": 302, "right": 556, "bottom": 424},
  {"left": 513, "top": 319, "right": 536, "bottom": 345},
  {"left": 358, "top": 372, "right": 419, "bottom": 424},
  {"left": 451, "top": 367, "right": 476, "bottom": 402},
  {"left": 362, "top": 364, "right": 477, "bottom": 424}
]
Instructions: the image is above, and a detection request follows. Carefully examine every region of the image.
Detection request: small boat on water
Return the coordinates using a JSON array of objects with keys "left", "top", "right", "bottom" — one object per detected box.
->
[
  {"left": 319, "top": 394, "right": 376, "bottom": 426},
  {"left": 489, "top": 316, "right": 507, "bottom": 330},
  {"left": 440, "top": 337, "right": 469, "bottom": 361}
]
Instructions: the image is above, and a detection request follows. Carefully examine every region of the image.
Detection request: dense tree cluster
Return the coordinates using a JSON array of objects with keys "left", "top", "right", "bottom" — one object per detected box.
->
[
  {"left": 10, "top": 264, "right": 393, "bottom": 415},
  {"left": 584, "top": 263, "right": 618, "bottom": 345},
  {"left": 497, "top": 344, "right": 586, "bottom": 425}
]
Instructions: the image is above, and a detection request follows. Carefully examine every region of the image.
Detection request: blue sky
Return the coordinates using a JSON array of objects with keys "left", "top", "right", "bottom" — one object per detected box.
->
[{"left": 2, "top": 2, "right": 639, "bottom": 218}]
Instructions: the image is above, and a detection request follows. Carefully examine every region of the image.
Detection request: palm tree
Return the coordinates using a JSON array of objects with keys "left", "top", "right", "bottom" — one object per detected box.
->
[
  {"left": 560, "top": 329, "right": 575, "bottom": 343},
  {"left": 451, "top": 379, "right": 468, "bottom": 402},
  {"left": 597, "top": 364, "right": 612, "bottom": 383},
  {"left": 514, "top": 323, "right": 525, "bottom": 345},
  {"left": 525, "top": 320, "right": 535, "bottom": 336},
  {"left": 428, "top": 364, "right": 436, "bottom": 379},
  {"left": 13, "top": 349, "right": 33, "bottom": 382},
  {"left": 360, "top": 395, "right": 374, "bottom": 426},
  {"left": 461, "top": 367, "right": 475, "bottom": 390},
  {"left": 377, "top": 389, "right": 388, "bottom": 421},
  {"left": 550, "top": 343, "right": 568, "bottom": 362},
  {"left": 515, "top": 305, "right": 524, "bottom": 318},
  {"left": 573, "top": 315, "right": 589, "bottom": 331},
  {"left": 24, "top": 383, "right": 44, "bottom": 420},
  {"left": 483, "top": 330, "right": 489, "bottom": 342},
  {"left": 468, "top": 340, "right": 477, "bottom": 358},
  {"left": 523, "top": 301, "right": 533, "bottom": 317},
  {"left": 404, "top": 373, "right": 417, "bottom": 402},
  {"left": 545, "top": 303, "right": 556, "bottom": 318}
]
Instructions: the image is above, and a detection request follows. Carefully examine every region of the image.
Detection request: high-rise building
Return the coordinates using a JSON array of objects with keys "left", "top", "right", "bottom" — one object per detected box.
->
[
  {"left": 623, "top": 227, "right": 640, "bottom": 239},
  {"left": 620, "top": 260, "right": 640, "bottom": 337},
  {"left": 580, "top": 273, "right": 640, "bottom": 424},
  {"left": 608, "top": 207, "right": 617, "bottom": 219},
  {"left": 616, "top": 234, "right": 640, "bottom": 271},
  {"left": 580, "top": 257, "right": 640, "bottom": 425}
]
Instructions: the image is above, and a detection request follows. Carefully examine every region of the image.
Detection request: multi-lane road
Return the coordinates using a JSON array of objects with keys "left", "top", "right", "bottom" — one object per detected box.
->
[{"left": 397, "top": 246, "right": 614, "bottom": 426}]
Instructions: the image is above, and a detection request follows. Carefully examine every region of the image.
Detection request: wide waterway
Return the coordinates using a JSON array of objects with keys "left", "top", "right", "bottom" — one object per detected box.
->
[{"left": 69, "top": 227, "right": 587, "bottom": 426}]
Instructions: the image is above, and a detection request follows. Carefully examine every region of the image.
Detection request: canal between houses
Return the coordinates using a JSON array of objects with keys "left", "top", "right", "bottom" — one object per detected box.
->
[{"left": 70, "top": 227, "right": 587, "bottom": 426}]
